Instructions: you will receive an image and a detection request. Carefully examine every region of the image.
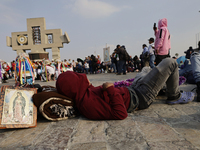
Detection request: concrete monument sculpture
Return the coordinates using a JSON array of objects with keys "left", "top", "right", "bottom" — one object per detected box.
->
[{"left": 6, "top": 17, "right": 70, "bottom": 60}]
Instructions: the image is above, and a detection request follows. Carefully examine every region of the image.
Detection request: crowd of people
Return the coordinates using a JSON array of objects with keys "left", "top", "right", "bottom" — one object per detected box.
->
[
  {"left": 0, "top": 18, "right": 174, "bottom": 84},
  {"left": 2, "top": 17, "right": 200, "bottom": 122},
  {"left": 55, "top": 18, "right": 200, "bottom": 120},
  {"left": 0, "top": 49, "right": 150, "bottom": 84}
]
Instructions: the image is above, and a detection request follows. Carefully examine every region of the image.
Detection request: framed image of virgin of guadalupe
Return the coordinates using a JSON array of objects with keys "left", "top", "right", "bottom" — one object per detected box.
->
[
  {"left": 0, "top": 86, "right": 37, "bottom": 129},
  {"left": 103, "top": 47, "right": 110, "bottom": 64}
]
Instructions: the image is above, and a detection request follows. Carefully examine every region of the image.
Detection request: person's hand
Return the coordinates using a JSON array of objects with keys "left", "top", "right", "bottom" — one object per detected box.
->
[
  {"left": 153, "top": 27, "right": 157, "bottom": 31},
  {"left": 102, "top": 82, "right": 114, "bottom": 90}
]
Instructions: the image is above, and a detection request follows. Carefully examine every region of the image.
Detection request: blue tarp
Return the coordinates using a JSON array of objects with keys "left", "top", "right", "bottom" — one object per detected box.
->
[{"left": 176, "top": 56, "right": 186, "bottom": 65}]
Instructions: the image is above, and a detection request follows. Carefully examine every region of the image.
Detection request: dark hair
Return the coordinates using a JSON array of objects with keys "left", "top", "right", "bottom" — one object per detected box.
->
[
  {"left": 148, "top": 37, "right": 154, "bottom": 42},
  {"left": 116, "top": 45, "right": 120, "bottom": 48},
  {"left": 121, "top": 45, "right": 126, "bottom": 49},
  {"left": 143, "top": 44, "right": 147, "bottom": 47}
]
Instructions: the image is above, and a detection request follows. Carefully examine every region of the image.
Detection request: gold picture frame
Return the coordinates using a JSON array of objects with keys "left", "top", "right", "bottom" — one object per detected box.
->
[{"left": 0, "top": 86, "right": 37, "bottom": 129}]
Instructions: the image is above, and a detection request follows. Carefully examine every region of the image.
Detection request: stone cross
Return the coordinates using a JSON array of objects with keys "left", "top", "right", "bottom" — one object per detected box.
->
[{"left": 6, "top": 17, "right": 70, "bottom": 60}]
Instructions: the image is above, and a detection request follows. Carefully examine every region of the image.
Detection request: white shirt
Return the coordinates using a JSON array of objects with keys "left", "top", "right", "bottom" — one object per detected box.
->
[
  {"left": 78, "top": 62, "right": 82, "bottom": 66},
  {"left": 37, "top": 69, "right": 42, "bottom": 74},
  {"left": 148, "top": 43, "right": 155, "bottom": 55},
  {"left": 68, "top": 60, "right": 72, "bottom": 64},
  {"left": 46, "top": 66, "right": 55, "bottom": 74},
  {"left": 84, "top": 63, "right": 89, "bottom": 68},
  {"left": 72, "top": 62, "right": 76, "bottom": 67}
]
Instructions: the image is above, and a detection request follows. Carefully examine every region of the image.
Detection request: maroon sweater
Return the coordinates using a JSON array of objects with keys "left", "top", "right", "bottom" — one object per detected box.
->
[{"left": 56, "top": 71, "right": 130, "bottom": 120}]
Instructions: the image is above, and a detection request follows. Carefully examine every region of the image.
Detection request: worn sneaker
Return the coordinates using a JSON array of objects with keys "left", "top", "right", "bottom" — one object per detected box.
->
[{"left": 166, "top": 91, "right": 195, "bottom": 105}]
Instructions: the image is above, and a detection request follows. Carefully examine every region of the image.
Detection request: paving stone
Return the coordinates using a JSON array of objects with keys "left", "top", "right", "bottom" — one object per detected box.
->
[
  {"left": 0, "top": 123, "right": 49, "bottom": 148},
  {"left": 33, "top": 119, "right": 78, "bottom": 148},
  {"left": 70, "top": 119, "right": 106, "bottom": 144},
  {"left": 0, "top": 129, "right": 15, "bottom": 145},
  {"left": 133, "top": 116, "right": 182, "bottom": 142},
  {"left": 106, "top": 117, "right": 148, "bottom": 150},
  {"left": 107, "top": 139, "right": 148, "bottom": 150},
  {"left": 154, "top": 106, "right": 192, "bottom": 125},
  {"left": 148, "top": 140, "right": 197, "bottom": 150},
  {"left": 68, "top": 142, "right": 107, "bottom": 150},
  {"left": 171, "top": 103, "right": 200, "bottom": 122},
  {"left": 0, "top": 74, "right": 200, "bottom": 149},
  {"left": 33, "top": 129, "right": 72, "bottom": 148},
  {"left": 171, "top": 125, "right": 200, "bottom": 149},
  {"left": 130, "top": 106, "right": 159, "bottom": 118},
  {"left": 106, "top": 117, "right": 139, "bottom": 141}
]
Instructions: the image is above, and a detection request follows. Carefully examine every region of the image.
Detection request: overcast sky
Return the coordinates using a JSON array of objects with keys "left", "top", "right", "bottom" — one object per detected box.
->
[{"left": 1, "top": 0, "right": 200, "bottom": 62}]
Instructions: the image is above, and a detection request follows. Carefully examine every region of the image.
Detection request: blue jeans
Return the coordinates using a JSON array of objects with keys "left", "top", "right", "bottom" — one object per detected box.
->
[
  {"left": 84, "top": 68, "right": 89, "bottom": 74},
  {"left": 130, "top": 58, "right": 180, "bottom": 109},
  {"left": 149, "top": 54, "right": 155, "bottom": 68},
  {"left": 89, "top": 66, "right": 93, "bottom": 74},
  {"left": 191, "top": 52, "right": 200, "bottom": 83},
  {"left": 110, "top": 63, "right": 116, "bottom": 73},
  {"left": 118, "top": 60, "right": 126, "bottom": 74}
]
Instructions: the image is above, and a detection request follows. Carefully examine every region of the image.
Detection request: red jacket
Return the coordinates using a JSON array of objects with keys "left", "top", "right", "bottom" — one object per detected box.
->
[
  {"left": 56, "top": 71, "right": 130, "bottom": 120},
  {"left": 5, "top": 65, "right": 10, "bottom": 72},
  {"left": 12, "top": 62, "right": 15, "bottom": 70}
]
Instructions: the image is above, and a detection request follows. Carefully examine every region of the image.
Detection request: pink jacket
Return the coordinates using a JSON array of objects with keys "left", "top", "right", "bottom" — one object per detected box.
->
[{"left": 154, "top": 18, "right": 171, "bottom": 55}]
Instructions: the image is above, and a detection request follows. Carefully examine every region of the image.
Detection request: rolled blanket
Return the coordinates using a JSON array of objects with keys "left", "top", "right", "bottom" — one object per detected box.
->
[{"left": 33, "top": 91, "right": 77, "bottom": 121}]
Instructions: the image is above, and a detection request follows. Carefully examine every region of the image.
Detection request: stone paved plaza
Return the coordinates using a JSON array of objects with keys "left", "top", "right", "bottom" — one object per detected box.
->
[{"left": 0, "top": 72, "right": 199, "bottom": 150}]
